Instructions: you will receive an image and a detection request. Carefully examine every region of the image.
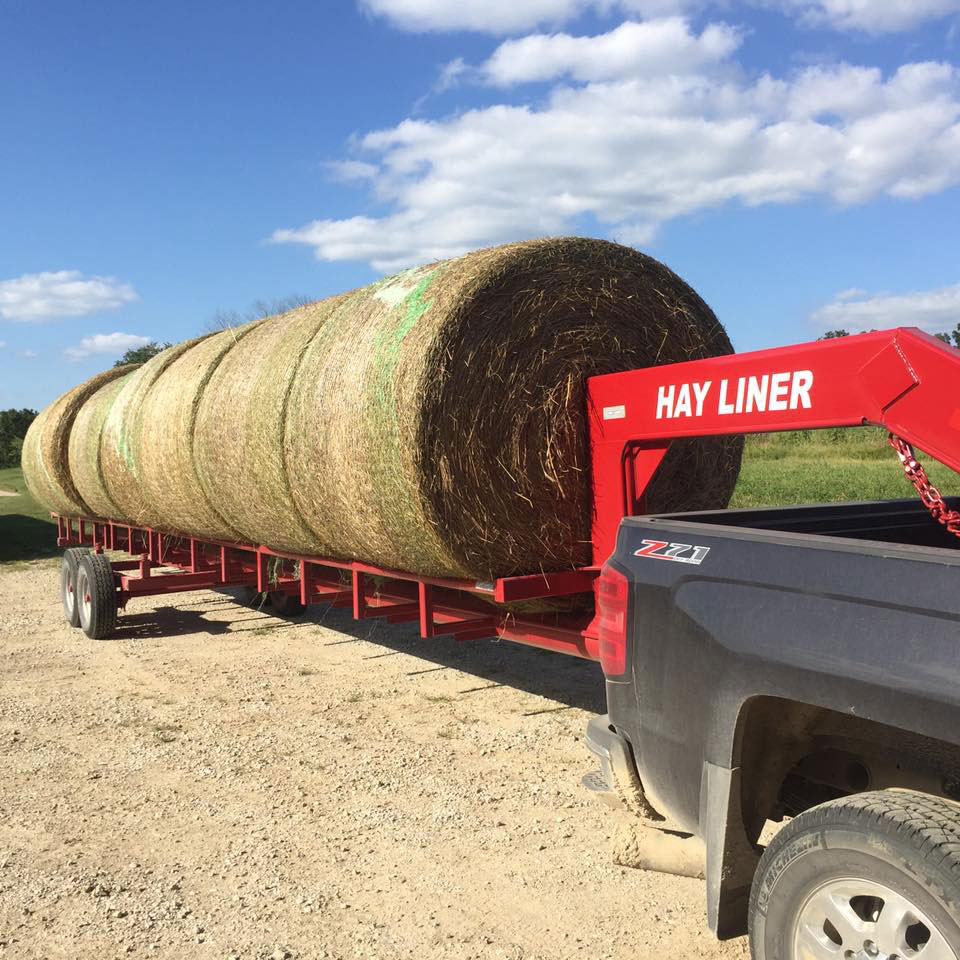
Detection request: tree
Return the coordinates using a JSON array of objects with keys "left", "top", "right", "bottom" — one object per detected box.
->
[
  {"left": 207, "top": 295, "right": 315, "bottom": 333},
  {"left": 114, "top": 341, "right": 171, "bottom": 367},
  {"left": 934, "top": 324, "right": 960, "bottom": 349},
  {"left": 820, "top": 329, "right": 850, "bottom": 339},
  {"left": 0, "top": 407, "right": 37, "bottom": 468}
]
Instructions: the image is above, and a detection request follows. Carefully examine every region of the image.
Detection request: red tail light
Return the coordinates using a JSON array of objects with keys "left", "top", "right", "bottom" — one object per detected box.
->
[{"left": 595, "top": 564, "right": 629, "bottom": 678}]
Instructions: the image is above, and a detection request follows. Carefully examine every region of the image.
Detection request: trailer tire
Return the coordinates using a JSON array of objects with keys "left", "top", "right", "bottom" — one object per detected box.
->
[
  {"left": 76, "top": 553, "right": 118, "bottom": 640},
  {"left": 60, "top": 547, "right": 90, "bottom": 627},
  {"left": 749, "top": 789, "right": 960, "bottom": 960},
  {"left": 240, "top": 587, "right": 270, "bottom": 609},
  {"left": 269, "top": 591, "right": 305, "bottom": 617}
]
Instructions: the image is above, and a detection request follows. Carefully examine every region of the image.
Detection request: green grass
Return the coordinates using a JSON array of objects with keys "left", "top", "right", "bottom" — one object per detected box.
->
[
  {"left": 0, "top": 466, "right": 59, "bottom": 564},
  {"left": 730, "top": 427, "right": 960, "bottom": 509}
]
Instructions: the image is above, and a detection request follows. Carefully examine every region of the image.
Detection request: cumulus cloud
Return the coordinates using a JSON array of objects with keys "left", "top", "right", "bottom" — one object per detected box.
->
[
  {"left": 64, "top": 332, "right": 151, "bottom": 362},
  {"left": 811, "top": 283, "right": 960, "bottom": 332},
  {"left": 479, "top": 18, "right": 740, "bottom": 85},
  {"left": 359, "top": 0, "right": 960, "bottom": 32},
  {"left": 273, "top": 46, "right": 960, "bottom": 271},
  {"left": 22, "top": 349, "right": 39, "bottom": 359},
  {"left": 0, "top": 340, "right": 6, "bottom": 349},
  {"left": 0, "top": 271, "right": 138, "bottom": 322}
]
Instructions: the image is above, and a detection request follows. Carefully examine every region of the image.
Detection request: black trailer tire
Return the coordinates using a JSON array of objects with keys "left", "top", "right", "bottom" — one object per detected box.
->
[
  {"left": 76, "top": 553, "right": 118, "bottom": 640},
  {"left": 240, "top": 587, "right": 270, "bottom": 609},
  {"left": 749, "top": 789, "right": 960, "bottom": 960},
  {"left": 269, "top": 591, "right": 305, "bottom": 617},
  {"left": 60, "top": 547, "right": 90, "bottom": 627}
]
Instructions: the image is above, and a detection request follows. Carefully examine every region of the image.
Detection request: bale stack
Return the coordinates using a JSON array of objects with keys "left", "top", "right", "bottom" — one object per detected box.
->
[{"left": 23, "top": 237, "right": 743, "bottom": 579}]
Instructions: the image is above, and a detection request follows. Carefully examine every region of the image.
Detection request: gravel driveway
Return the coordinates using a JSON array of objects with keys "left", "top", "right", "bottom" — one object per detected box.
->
[{"left": 0, "top": 560, "right": 749, "bottom": 960}]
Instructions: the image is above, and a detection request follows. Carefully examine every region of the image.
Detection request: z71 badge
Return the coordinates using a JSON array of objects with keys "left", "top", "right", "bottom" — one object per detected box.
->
[{"left": 634, "top": 540, "right": 710, "bottom": 565}]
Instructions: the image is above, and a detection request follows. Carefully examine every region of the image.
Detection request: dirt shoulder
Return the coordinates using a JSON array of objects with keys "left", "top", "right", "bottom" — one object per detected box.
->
[{"left": 0, "top": 561, "right": 748, "bottom": 960}]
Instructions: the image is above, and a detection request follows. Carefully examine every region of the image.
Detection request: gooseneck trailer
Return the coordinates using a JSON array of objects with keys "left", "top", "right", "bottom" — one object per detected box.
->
[{"left": 54, "top": 327, "right": 960, "bottom": 959}]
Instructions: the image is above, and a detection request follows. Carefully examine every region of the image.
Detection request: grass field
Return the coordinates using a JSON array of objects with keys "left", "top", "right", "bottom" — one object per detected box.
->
[
  {"left": 1, "top": 428, "right": 958, "bottom": 564},
  {"left": 0, "top": 465, "right": 60, "bottom": 564},
  {"left": 729, "top": 427, "right": 960, "bottom": 508}
]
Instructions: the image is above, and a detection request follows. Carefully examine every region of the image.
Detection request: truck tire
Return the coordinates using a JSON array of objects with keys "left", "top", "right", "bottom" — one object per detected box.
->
[
  {"left": 749, "top": 789, "right": 960, "bottom": 960},
  {"left": 60, "top": 547, "right": 90, "bottom": 627},
  {"left": 76, "top": 553, "right": 118, "bottom": 640}
]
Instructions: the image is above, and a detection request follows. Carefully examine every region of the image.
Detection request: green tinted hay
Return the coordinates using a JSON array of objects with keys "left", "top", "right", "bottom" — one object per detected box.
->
[
  {"left": 135, "top": 320, "right": 267, "bottom": 541},
  {"left": 100, "top": 337, "right": 212, "bottom": 526},
  {"left": 283, "top": 236, "right": 742, "bottom": 578},
  {"left": 193, "top": 298, "right": 342, "bottom": 554},
  {"left": 67, "top": 367, "right": 139, "bottom": 519},
  {"left": 21, "top": 366, "right": 135, "bottom": 518}
]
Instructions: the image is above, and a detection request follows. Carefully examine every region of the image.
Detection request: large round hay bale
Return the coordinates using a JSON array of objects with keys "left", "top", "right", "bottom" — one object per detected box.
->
[
  {"left": 278, "top": 236, "right": 741, "bottom": 578},
  {"left": 21, "top": 366, "right": 136, "bottom": 518},
  {"left": 100, "top": 337, "right": 212, "bottom": 527},
  {"left": 67, "top": 367, "right": 139, "bottom": 519},
  {"left": 134, "top": 320, "right": 270, "bottom": 542},
  {"left": 193, "top": 298, "right": 345, "bottom": 555}
]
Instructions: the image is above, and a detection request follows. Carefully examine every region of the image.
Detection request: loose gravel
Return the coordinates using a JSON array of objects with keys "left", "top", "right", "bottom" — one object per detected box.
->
[{"left": 0, "top": 560, "right": 748, "bottom": 960}]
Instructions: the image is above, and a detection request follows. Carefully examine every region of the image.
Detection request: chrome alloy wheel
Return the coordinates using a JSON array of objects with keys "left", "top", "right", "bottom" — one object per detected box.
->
[{"left": 793, "top": 877, "right": 958, "bottom": 960}]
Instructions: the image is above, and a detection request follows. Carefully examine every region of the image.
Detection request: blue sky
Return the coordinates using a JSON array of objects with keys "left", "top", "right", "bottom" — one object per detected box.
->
[{"left": 2, "top": 0, "right": 959, "bottom": 409}]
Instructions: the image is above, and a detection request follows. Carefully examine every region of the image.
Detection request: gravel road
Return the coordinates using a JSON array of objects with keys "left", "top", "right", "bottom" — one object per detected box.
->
[{"left": 0, "top": 560, "right": 749, "bottom": 960}]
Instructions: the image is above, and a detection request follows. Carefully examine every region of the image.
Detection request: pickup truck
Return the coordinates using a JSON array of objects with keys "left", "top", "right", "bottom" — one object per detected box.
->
[{"left": 587, "top": 496, "right": 960, "bottom": 959}]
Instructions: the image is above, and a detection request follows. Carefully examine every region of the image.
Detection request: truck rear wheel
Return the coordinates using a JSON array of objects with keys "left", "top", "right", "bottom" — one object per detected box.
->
[
  {"left": 76, "top": 554, "right": 118, "bottom": 640},
  {"left": 749, "top": 789, "right": 960, "bottom": 959},
  {"left": 60, "top": 547, "right": 90, "bottom": 627}
]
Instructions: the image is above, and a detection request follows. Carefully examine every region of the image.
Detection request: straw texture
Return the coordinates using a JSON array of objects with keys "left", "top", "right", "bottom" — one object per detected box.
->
[
  {"left": 27, "top": 237, "right": 742, "bottom": 580},
  {"left": 21, "top": 366, "right": 136, "bottom": 518},
  {"left": 67, "top": 367, "right": 139, "bottom": 519}
]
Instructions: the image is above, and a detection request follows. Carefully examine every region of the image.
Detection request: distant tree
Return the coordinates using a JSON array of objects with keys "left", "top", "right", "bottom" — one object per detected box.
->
[
  {"left": 934, "top": 324, "right": 960, "bottom": 349},
  {"left": 207, "top": 294, "right": 315, "bottom": 333},
  {"left": 0, "top": 407, "right": 37, "bottom": 468},
  {"left": 820, "top": 329, "right": 850, "bottom": 339},
  {"left": 113, "top": 341, "right": 171, "bottom": 367}
]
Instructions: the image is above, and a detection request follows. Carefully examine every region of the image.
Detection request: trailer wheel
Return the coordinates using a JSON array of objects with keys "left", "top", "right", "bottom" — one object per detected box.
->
[
  {"left": 60, "top": 547, "right": 90, "bottom": 627},
  {"left": 76, "top": 554, "right": 118, "bottom": 640},
  {"left": 749, "top": 789, "right": 960, "bottom": 960},
  {"left": 269, "top": 591, "right": 305, "bottom": 617},
  {"left": 240, "top": 587, "right": 270, "bottom": 609}
]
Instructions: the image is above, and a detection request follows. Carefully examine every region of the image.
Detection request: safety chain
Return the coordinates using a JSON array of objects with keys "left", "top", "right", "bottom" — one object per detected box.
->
[{"left": 888, "top": 433, "right": 960, "bottom": 538}]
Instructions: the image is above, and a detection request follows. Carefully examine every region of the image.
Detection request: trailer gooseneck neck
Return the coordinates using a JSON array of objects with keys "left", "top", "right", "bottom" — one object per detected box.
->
[{"left": 54, "top": 327, "right": 960, "bottom": 650}]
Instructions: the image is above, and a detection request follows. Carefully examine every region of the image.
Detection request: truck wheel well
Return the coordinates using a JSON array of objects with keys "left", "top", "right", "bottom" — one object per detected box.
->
[{"left": 733, "top": 696, "right": 960, "bottom": 842}]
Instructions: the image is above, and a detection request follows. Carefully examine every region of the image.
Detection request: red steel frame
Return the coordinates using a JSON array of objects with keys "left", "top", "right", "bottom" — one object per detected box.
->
[{"left": 54, "top": 327, "right": 960, "bottom": 659}]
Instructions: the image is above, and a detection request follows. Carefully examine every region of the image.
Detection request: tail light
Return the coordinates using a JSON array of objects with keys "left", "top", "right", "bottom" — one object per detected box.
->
[{"left": 595, "top": 564, "right": 629, "bottom": 678}]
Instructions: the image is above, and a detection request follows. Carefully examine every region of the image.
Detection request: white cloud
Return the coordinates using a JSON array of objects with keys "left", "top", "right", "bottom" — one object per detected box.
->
[
  {"left": 64, "top": 332, "right": 151, "bottom": 362},
  {"left": 359, "top": 0, "right": 605, "bottom": 33},
  {"left": 273, "top": 48, "right": 960, "bottom": 271},
  {"left": 480, "top": 18, "right": 741, "bottom": 85},
  {"left": 0, "top": 340, "right": 6, "bottom": 349},
  {"left": 22, "top": 349, "right": 39, "bottom": 359},
  {"left": 772, "top": 0, "right": 960, "bottom": 33},
  {"left": 360, "top": 0, "right": 960, "bottom": 32},
  {"left": 812, "top": 283, "right": 960, "bottom": 332},
  {"left": 0, "top": 271, "right": 138, "bottom": 322}
]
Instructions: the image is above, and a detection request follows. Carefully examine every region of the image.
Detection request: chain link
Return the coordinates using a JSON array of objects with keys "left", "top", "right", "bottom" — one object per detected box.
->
[{"left": 888, "top": 433, "right": 960, "bottom": 538}]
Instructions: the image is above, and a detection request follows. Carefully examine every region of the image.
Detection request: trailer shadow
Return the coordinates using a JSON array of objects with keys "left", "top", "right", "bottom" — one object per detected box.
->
[{"left": 295, "top": 600, "right": 606, "bottom": 715}]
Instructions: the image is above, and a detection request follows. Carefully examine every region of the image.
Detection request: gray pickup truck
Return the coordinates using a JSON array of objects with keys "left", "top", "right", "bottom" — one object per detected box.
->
[{"left": 587, "top": 497, "right": 960, "bottom": 959}]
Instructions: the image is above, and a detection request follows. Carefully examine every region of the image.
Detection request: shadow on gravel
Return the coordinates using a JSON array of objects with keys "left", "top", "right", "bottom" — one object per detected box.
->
[
  {"left": 115, "top": 589, "right": 606, "bottom": 713},
  {"left": 299, "top": 601, "right": 606, "bottom": 714}
]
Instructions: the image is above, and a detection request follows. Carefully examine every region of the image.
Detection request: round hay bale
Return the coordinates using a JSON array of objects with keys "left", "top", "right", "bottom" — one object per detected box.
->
[
  {"left": 135, "top": 319, "right": 269, "bottom": 541},
  {"left": 21, "top": 366, "right": 137, "bottom": 518},
  {"left": 100, "top": 337, "right": 212, "bottom": 527},
  {"left": 279, "top": 236, "right": 742, "bottom": 579},
  {"left": 193, "top": 298, "right": 343, "bottom": 555},
  {"left": 67, "top": 367, "right": 139, "bottom": 519}
]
